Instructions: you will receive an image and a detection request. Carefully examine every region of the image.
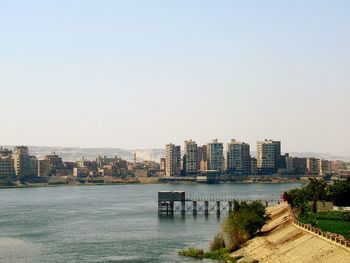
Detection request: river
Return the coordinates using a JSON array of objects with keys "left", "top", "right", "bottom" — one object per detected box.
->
[{"left": 0, "top": 183, "right": 300, "bottom": 262}]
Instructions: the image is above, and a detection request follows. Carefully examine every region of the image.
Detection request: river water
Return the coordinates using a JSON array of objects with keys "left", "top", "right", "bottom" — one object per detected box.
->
[{"left": 0, "top": 183, "right": 300, "bottom": 262}]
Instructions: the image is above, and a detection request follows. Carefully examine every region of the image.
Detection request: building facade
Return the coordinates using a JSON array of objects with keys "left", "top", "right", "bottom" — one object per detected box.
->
[
  {"left": 13, "top": 146, "right": 32, "bottom": 179},
  {"left": 0, "top": 148, "right": 15, "bottom": 180},
  {"left": 306, "top": 157, "right": 319, "bottom": 175},
  {"left": 165, "top": 144, "right": 181, "bottom": 177},
  {"left": 226, "top": 139, "right": 251, "bottom": 175},
  {"left": 318, "top": 159, "right": 331, "bottom": 176},
  {"left": 184, "top": 140, "right": 198, "bottom": 175},
  {"left": 256, "top": 140, "right": 281, "bottom": 174},
  {"left": 197, "top": 145, "right": 207, "bottom": 171},
  {"left": 207, "top": 139, "right": 224, "bottom": 172}
]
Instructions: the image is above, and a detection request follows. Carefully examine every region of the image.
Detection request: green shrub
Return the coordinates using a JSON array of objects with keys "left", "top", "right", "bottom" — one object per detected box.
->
[
  {"left": 342, "top": 212, "right": 350, "bottom": 222},
  {"left": 210, "top": 232, "right": 226, "bottom": 252},
  {"left": 178, "top": 247, "right": 204, "bottom": 258}
]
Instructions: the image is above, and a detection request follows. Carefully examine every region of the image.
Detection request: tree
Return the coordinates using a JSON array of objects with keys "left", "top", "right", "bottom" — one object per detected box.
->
[
  {"left": 304, "top": 178, "right": 327, "bottom": 212},
  {"left": 222, "top": 200, "right": 266, "bottom": 250},
  {"left": 328, "top": 180, "right": 350, "bottom": 206}
]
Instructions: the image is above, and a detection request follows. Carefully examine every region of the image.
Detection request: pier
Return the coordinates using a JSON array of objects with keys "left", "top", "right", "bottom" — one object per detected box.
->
[{"left": 158, "top": 191, "right": 282, "bottom": 217}]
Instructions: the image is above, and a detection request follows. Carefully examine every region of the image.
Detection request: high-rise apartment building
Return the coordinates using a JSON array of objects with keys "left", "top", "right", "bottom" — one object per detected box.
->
[
  {"left": 207, "top": 139, "right": 224, "bottom": 172},
  {"left": 13, "top": 146, "right": 32, "bottom": 179},
  {"left": 165, "top": 144, "right": 181, "bottom": 177},
  {"left": 38, "top": 159, "right": 51, "bottom": 177},
  {"left": 318, "top": 159, "right": 331, "bottom": 176},
  {"left": 0, "top": 147, "right": 15, "bottom": 180},
  {"left": 284, "top": 154, "right": 294, "bottom": 173},
  {"left": 184, "top": 140, "right": 198, "bottom": 175},
  {"left": 306, "top": 157, "right": 319, "bottom": 175},
  {"left": 292, "top": 157, "right": 307, "bottom": 175},
  {"left": 197, "top": 145, "right": 207, "bottom": 171},
  {"left": 256, "top": 140, "right": 281, "bottom": 174},
  {"left": 226, "top": 139, "right": 251, "bottom": 175}
]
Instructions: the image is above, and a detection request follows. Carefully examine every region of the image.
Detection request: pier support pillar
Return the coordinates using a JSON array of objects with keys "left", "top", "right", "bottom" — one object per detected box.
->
[
  {"left": 216, "top": 201, "right": 221, "bottom": 218},
  {"left": 169, "top": 201, "right": 174, "bottom": 215},
  {"left": 181, "top": 201, "right": 186, "bottom": 216},
  {"left": 228, "top": 201, "right": 233, "bottom": 213},
  {"left": 204, "top": 201, "right": 209, "bottom": 216},
  {"left": 193, "top": 201, "right": 197, "bottom": 216}
]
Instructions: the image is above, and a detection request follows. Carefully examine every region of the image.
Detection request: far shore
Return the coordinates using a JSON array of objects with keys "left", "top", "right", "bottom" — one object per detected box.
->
[{"left": 0, "top": 176, "right": 302, "bottom": 190}]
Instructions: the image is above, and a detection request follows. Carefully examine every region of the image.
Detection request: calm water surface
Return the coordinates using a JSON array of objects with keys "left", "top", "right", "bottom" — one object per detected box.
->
[{"left": 0, "top": 183, "right": 300, "bottom": 262}]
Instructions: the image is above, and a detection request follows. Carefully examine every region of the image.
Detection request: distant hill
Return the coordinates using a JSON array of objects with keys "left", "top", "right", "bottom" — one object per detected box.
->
[
  {"left": 1, "top": 146, "right": 349, "bottom": 162},
  {"left": 2, "top": 146, "right": 134, "bottom": 162}
]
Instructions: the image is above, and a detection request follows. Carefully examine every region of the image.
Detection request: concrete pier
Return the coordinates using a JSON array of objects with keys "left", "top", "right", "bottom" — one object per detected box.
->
[
  {"left": 158, "top": 191, "right": 282, "bottom": 217},
  {"left": 216, "top": 201, "right": 221, "bottom": 217},
  {"left": 204, "top": 201, "right": 209, "bottom": 216},
  {"left": 193, "top": 201, "right": 197, "bottom": 216}
]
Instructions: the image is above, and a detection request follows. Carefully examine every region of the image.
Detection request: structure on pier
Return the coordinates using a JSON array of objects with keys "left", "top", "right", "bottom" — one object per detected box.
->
[{"left": 158, "top": 191, "right": 282, "bottom": 217}]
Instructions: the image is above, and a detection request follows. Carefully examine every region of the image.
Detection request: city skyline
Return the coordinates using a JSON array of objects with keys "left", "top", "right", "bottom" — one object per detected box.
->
[{"left": 1, "top": 1, "right": 350, "bottom": 155}]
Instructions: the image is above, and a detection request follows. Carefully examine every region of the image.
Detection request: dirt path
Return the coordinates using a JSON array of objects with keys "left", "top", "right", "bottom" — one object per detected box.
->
[{"left": 231, "top": 203, "right": 350, "bottom": 263}]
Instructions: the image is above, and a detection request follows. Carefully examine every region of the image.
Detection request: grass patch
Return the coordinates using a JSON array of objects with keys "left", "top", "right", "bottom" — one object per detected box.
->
[
  {"left": 179, "top": 247, "right": 243, "bottom": 262},
  {"left": 299, "top": 211, "right": 350, "bottom": 239}
]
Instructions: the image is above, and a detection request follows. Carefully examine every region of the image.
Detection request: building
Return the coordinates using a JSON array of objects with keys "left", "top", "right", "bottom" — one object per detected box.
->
[
  {"left": 45, "top": 153, "right": 65, "bottom": 174},
  {"left": 183, "top": 140, "right": 198, "bottom": 175},
  {"left": 257, "top": 140, "right": 281, "bottom": 174},
  {"left": 250, "top": 157, "right": 258, "bottom": 175},
  {"left": 284, "top": 154, "right": 294, "bottom": 173},
  {"left": 292, "top": 157, "right": 307, "bottom": 175},
  {"left": 306, "top": 157, "right": 319, "bottom": 175},
  {"left": 318, "top": 159, "right": 331, "bottom": 176},
  {"left": 207, "top": 139, "right": 224, "bottom": 172},
  {"left": 165, "top": 144, "right": 181, "bottom": 177},
  {"left": 37, "top": 159, "right": 51, "bottom": 177},
  {"left": 134, "top": 167, "right": 149, "bottom": 177},
  {"left": 0, "top": 148, "right": 15, "bottom": 180},
  {"left": 13, "top": 146, "right": 32, "bottom": 179},
  {"left": 197, "top": 145, "right": 207, "bottom": 171},
  {"left": 331, "top": 160, "right": 347, "bottom": 172},
  {"left": 226, "top": 139, "right": 251, "bottom": 175},
  {"left": 159, "top": 158, "right": 166, "bottom": 171}
]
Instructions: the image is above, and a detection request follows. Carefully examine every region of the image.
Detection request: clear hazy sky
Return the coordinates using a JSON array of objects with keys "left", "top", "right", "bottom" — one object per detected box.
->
[{"left": 0, "top": 1, "right": 349, "bottom": 155}]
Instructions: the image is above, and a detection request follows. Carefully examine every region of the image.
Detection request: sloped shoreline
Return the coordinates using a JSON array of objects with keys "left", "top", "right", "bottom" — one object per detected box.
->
[{"left": 232, "top": 204, "right": 350, "bottom": 263}]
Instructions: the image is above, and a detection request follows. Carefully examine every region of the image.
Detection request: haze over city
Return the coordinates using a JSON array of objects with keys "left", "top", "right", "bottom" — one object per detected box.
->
[{"left": 1, "top": 1, "right": 349, "bottom": 155}]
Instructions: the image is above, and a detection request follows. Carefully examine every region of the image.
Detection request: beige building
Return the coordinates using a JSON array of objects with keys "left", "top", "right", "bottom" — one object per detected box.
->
[
  {"left": 226, "top": 139, "right": 251, "bottom": 175},
  {"left": 184, "top": 140, "right": 198, "bottom": 175},
  {"left": 257, "top": 140, "right": 281, "bottom": 174},
  {"left": 318, "top": 159, "right": 331, "bottom": 176},
  {"left": 207, "top": 139, "right": 224, "bottom": 172},
  {"left": 165, "top": 143, "right": 181, "bottom": 177},
  {"left": 13, "top": 146, "right": 32, "bottom": 179},
  {"left": 159, "top": 158, "right": 166, "bottom": 171},
  {"left": 306, "top": 157, "right": 319, "bottom": 175}
]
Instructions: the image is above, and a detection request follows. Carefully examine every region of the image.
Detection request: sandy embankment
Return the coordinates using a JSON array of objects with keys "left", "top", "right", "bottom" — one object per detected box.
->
[{"left": 232, "top": 203, "right": 350, "bottom": 263}]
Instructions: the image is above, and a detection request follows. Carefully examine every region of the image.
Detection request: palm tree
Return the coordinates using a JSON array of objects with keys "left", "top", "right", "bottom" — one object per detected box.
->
[{"left": 306, "top": 178, "right": 327, "bottom": 212}]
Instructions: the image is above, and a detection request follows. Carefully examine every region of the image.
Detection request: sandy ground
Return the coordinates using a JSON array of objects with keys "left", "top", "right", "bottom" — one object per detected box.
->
[{"left": 232, "top": 203, "right": 350, "bottom": 263}]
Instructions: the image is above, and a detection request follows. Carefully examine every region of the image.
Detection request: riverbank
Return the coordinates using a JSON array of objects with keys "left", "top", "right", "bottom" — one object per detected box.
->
[
  {"left": 0, "top": 177, "right": 159, "bottom": 189},
  {"left": 0, "top": 177, "right": 301, "bottom": 190},
  {"left": 231, "top": 203, "right": 350, "bottom": 263}
]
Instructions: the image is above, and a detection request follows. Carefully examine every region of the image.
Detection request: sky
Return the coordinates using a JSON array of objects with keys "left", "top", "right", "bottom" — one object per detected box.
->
[{"left": 0, "top": 0, "right": 349, "bottom": 155}]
